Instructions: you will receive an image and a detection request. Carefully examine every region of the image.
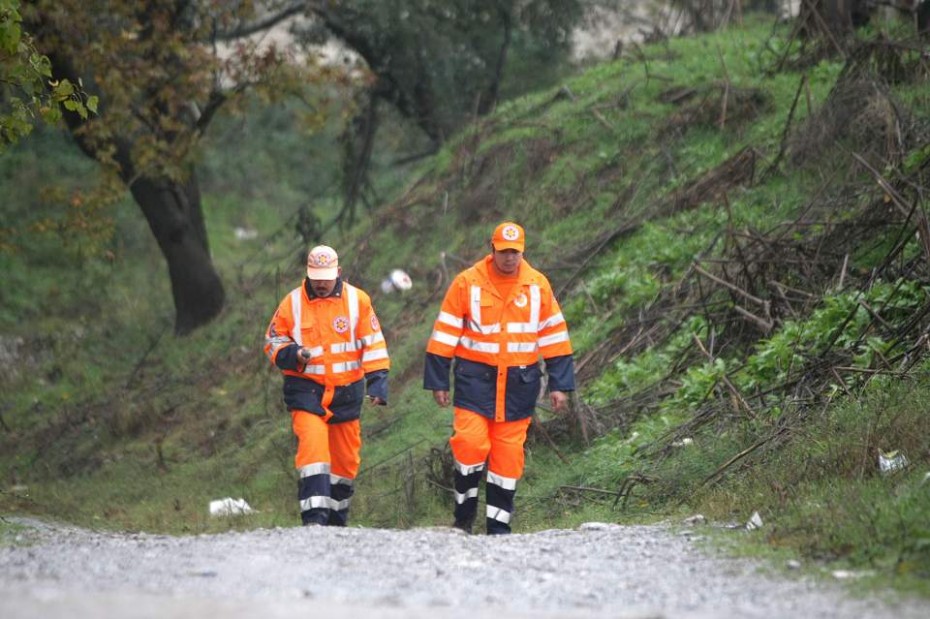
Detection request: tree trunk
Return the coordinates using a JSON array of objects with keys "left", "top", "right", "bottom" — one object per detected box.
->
[
  {"left": 40, "top": 46, "right": 226, "bottom": 337},
  {"left": 129, "top": 172, "right": 225, "bottom": 336}
]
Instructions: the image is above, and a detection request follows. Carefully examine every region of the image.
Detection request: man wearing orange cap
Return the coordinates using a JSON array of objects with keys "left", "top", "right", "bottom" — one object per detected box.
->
[
  {"left": 264, "top": 245, "right": 390, "bottom": 526},
  {"left": 425, "top": 222, "right": 575, "bottom": 534}
]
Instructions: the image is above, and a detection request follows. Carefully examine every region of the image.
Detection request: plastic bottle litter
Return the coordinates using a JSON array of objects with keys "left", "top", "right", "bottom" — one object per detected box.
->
[{"left": 209, "top": 497, "right": 254, "bottom": 517}]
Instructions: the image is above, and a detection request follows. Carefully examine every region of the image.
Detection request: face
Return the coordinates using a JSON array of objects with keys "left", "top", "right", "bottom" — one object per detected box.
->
[
  {"left": 309, "top": 269, "right": 340, "bottom": 297},
  {"left": 491, "top": 247, "right": 523, "bottom": 276}
]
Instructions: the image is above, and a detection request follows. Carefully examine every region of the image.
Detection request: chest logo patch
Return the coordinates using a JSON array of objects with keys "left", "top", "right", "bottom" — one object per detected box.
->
[
  {"left": 333, "top": 316, "right": 350, "bottom": 333},
  {"left": 514, "top": 292, "right": 528, "bottom": 308}
]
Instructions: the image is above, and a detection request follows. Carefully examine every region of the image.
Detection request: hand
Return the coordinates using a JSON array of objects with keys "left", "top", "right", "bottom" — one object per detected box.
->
[
  {"left": 433, "top": 390, "right": 450, "bottom": 407},
  {"left": 368, "top": 396, "right": 386, "bottom": 406},
  {"left": 298, "top": 347, "right": 311, "bottom": 362},
  {"left": 550, "top": 390, "right": 568, "bottom": 413}
]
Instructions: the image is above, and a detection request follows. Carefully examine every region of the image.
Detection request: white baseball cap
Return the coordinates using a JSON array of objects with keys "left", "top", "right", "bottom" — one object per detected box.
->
[{"left": 306, "top": 245, "right": 339, "bottom": 280}]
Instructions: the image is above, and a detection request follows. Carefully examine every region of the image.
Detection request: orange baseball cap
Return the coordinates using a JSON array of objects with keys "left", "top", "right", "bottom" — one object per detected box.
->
[
  {"left": 491, "top": 222, "right": 525, "bottom": 252},
  {"left": 306, "top": 245, "right": 339, "bottom": 280}
]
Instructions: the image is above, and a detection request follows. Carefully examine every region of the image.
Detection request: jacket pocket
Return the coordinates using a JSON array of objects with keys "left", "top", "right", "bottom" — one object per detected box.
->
[
  {"left": 505, "top": 364, "right": 541, "bottom": 419},
  {"left": 330, "top": 379, "right": 365, "bottom": 423},
  {"left": 283, "top": 376, "right": 325, "bottom": 415},
  {"left": 452, "top": 358, "right": 495, "bottom": 416}
]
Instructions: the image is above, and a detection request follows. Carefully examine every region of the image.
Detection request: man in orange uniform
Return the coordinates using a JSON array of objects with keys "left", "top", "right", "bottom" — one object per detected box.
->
[
  {"left": 265, "top": 245, "right": 390, "bottom": 526},
  {"left": 424, "top": 222, "right": 574, "bottom": 534}
]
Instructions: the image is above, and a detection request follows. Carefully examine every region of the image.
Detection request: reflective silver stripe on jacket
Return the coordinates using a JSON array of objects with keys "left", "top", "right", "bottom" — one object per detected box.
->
[
  {"left": 460, "top": 337, "right": 500, "bottom": 354},
  {"left": 358, "top": 332, "right": 385, "bottom": 348},
  {"left": 330, "top": 341, "right": 358, "bottom": 353},
  {"left": 332, "top": 360, "right": 362, "bottom": 373},
  {"left": 538, "top": 311, "right": 565, "bottom": 331},
  {"left": 362, "top": 348, "right": 389, "bottom": 363},
  {"left": 438, "top": 311, "right": 464, "bottom": 328},
  {"left": 346, "top": 283, "right": 359, "bottom": 344},
  {"left": 468, "top": 285, "right": 501, "bottom": 334},
  {"left": 431, "top": 330, "right": 461, "bottom": 347},
  {"left": 539, "top": 331, "right": 570, "bottom": 348},
  {"left": 290, "top": 288, "right": 303, "bottom": 346}
]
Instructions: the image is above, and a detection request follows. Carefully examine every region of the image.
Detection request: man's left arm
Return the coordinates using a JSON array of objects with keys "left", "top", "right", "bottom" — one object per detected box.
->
[
  {"left": 538, "top": 284, "right": 575, "bottom": 412},
  {"left": 358, "top": 296, "right": 390, "bottom": 405}
]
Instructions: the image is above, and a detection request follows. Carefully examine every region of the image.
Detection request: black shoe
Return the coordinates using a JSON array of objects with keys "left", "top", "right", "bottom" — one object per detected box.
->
[
  {"left": 452, "top": 519, "right": 473, "bottom": 534},
  {"left": 486, "top": 521, "right": 511, "bottom": 535}
]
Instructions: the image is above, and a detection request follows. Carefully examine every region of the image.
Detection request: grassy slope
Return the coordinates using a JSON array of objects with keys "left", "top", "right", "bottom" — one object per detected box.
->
[{"left": 1, "top": 15, "right": 928, "bottom": 593}]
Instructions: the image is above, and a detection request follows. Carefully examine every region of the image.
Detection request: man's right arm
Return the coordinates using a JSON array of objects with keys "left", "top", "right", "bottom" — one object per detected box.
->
[
  {"left": 264, "top": 301, "right": 304, "bottom": 371},
  {"left": 424, "top": 276, "right": 465, "bottom": 405}
]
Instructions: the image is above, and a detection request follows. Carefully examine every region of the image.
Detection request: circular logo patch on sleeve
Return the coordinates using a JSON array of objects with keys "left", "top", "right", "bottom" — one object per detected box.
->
[{"left": 370, "top": 314, "right": 380, "bottom": 331}]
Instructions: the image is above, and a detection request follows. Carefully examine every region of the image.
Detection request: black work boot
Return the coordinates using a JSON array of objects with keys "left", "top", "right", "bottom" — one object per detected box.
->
[{"left": 452, "top": 516, "right": 474, "bottom": 534}]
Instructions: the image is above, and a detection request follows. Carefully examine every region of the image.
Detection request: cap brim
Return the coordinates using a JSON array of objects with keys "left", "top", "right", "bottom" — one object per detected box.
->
[
  {"left": 307, "top": 267, "right": 339, "bottom": 280},
  {"left": 493, "top": 241, "right": 524, "bottom": 252}
]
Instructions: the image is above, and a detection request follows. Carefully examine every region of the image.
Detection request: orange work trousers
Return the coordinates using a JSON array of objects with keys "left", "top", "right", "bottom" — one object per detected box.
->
[
  {"left": 291, "top": 410, "right": 362, "bottom": 477},
  {"left": 292, "top": 410, "right": 361, "bottom": 526},
  {"left": 449, "top": 407, "right": 531, "bottom": 477}
]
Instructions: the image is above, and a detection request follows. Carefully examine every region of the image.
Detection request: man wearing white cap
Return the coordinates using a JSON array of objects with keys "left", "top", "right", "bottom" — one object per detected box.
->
[{"left": 264, "top": 245, "right": 390, "bottom": 526}]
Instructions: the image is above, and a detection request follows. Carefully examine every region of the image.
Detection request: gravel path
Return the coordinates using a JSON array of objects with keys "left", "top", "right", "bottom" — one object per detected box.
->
[{"left": 1, "top": 516, "right": 927, "bottom": 619}]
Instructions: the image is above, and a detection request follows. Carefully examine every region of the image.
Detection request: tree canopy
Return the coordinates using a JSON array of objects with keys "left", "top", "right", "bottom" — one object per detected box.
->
[{"left": 0, "top": 0, "right": 95, "bottom": 150}]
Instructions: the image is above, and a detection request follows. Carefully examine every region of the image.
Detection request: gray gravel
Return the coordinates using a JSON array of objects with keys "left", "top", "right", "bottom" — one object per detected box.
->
[{"left": 1, "top": 517, "right": 927, "bottom": 619}]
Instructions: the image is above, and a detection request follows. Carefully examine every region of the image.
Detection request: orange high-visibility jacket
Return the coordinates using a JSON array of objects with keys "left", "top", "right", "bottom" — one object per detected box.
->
[
  {"left": 265, "top": 279, "right": 389, "bottom": 422},
  {"left": 424, "top": 255, "right": 574, "bottom": 422}
]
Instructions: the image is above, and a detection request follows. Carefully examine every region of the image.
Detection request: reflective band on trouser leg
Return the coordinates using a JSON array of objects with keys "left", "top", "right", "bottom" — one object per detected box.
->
[
  {"left": 292, "top": 410, "right": 332, "bottom": 525},
  {"left": 449, "top": 408, "right": 491, "bottom": 527},
  {"left": 486, "top": 416, "right": 531, "bottom": 534},
  {"left": 327, "top": 419, "right": 361, "bottom": 527},
  {"left": 453, "top": 459, "right": 485, "bottom": 528}
]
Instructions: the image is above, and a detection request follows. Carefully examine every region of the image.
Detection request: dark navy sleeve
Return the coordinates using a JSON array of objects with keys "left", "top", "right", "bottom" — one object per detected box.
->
[
  {"left": 545, "top": 354, "right": 575, "bottom": 392},
  {"left": 365, "top": 369, "right": 389, "bottom": 404},
  {"left": 423, "top": 352, "right": 452, "bottom": 391},
  {"left": 276, "top": 343, "right": 303, "bottom": 371}
]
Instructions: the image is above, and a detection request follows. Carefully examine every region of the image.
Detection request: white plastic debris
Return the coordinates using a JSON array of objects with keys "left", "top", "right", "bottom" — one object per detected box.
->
[
  {"left": 922, "top": 472, "right": 930, "bottom": 486},
  {"left": 233, "top": 227, "right": 258, "bottom": 241},
  {"left": 682, "top": 514, "right": 706, "bottom": 526},
  {"left": 878, "top": 450, "right": 908, "bottom": 475},
  {"left": 786, "top": 559, "right": 802, "bottom": 570},
  {"left": 831, "top": 569, "right": 873, "bottom": 580},
  {"left": 745, "top": 511, "right": 763, "bottom": 531},
  {"left": 380, "top": 269, "right": 413, "bottom": 294},
  {"left": 209, "top": 497, "right": 254, "bottom": 517},
  {"left": 672, "top": 437, "right": 694, "bottom": 447}
]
